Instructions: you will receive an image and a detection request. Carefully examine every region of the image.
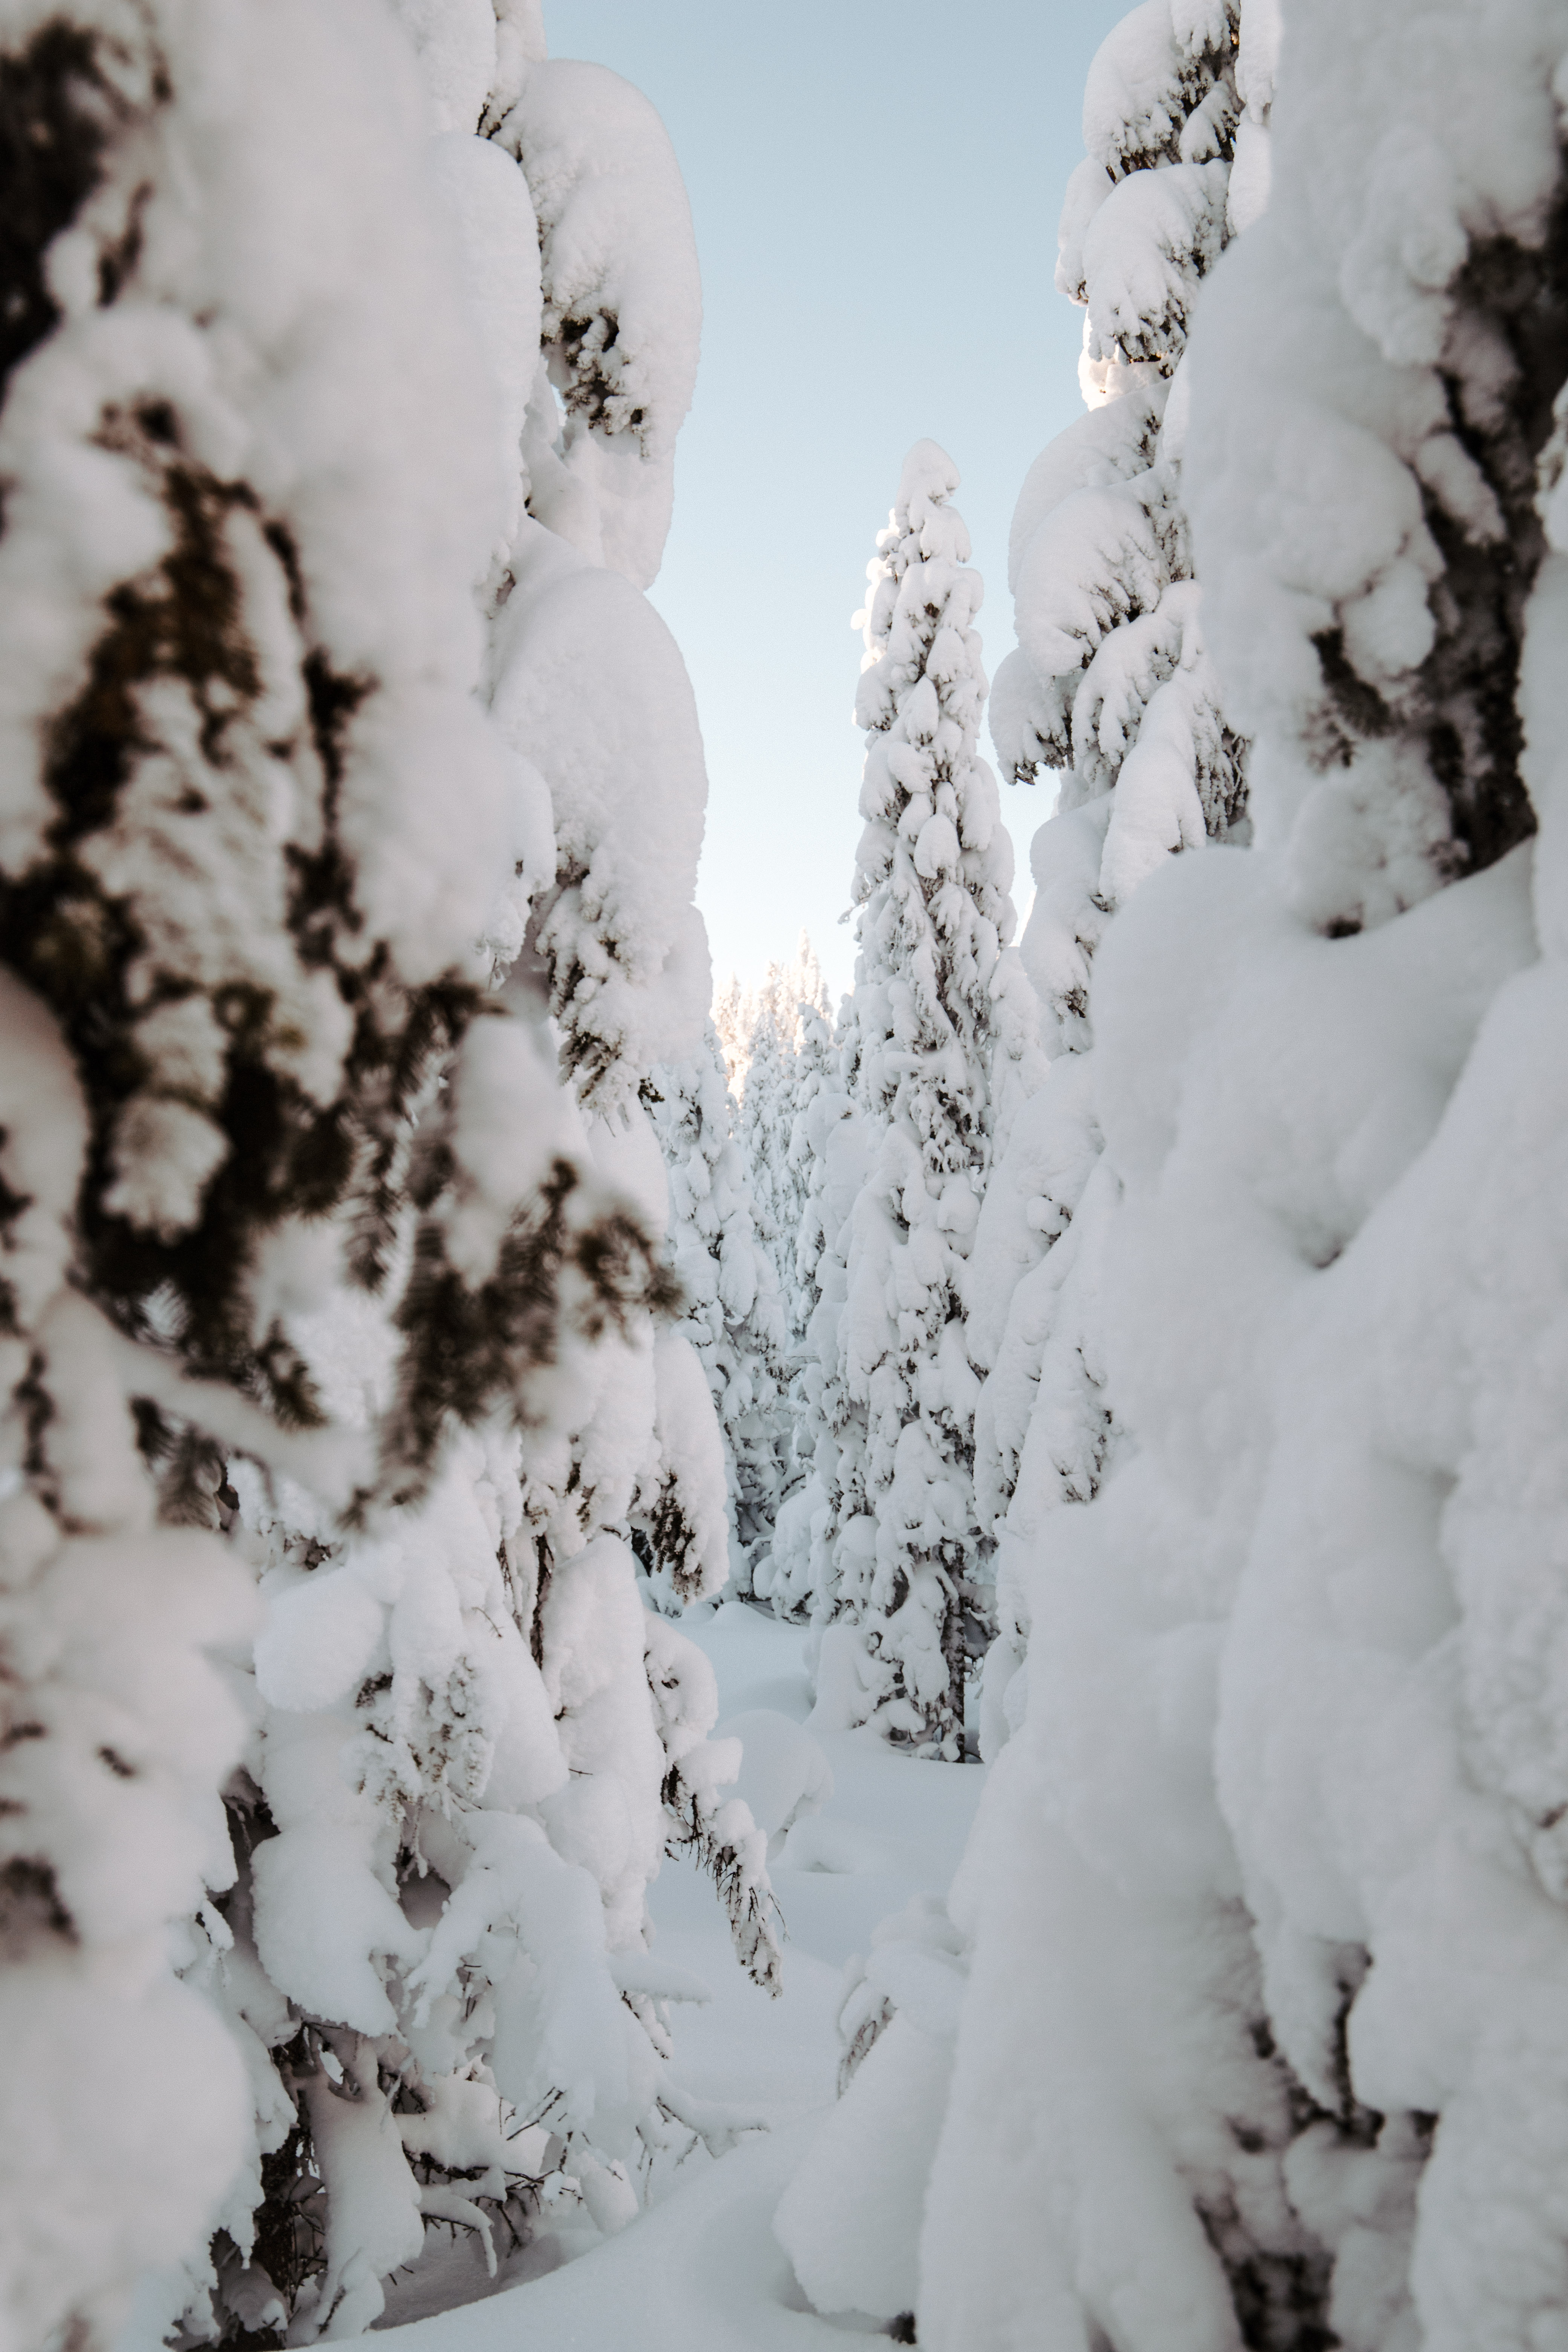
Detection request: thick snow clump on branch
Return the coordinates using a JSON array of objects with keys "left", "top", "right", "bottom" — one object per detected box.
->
[{"left": 494, "top": 55, "right": 700, "bottom": 588}]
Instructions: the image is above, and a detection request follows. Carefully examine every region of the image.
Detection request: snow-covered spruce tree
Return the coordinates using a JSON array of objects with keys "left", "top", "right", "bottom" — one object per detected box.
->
[
  {"left": 806, "top": 442, "right": 1029, "bottom": 1757},
  {"left": 1151, "top": 1, "right": 1568, "bottom": 2341},
  {"left": 776, "top": 956, "right": 840, "bottom": 1357},
  {"left": 646, "top": 1023, "right": 787, "bottom": 1599},
  {"left": 967, "top": 0, "right": 1262, "bottom": 1752},
  {"left": 478, "top": 0, "right": 786, "bottom": 2182},
  {"left": 28, "top": 14, "right": 781, "bottom": 2343},
  {"left": 0, "top": 3, "right": 707, "bottom": 2347},
  {"left": 865, "top": 1, "right": 1568, "bottom": 2346}
]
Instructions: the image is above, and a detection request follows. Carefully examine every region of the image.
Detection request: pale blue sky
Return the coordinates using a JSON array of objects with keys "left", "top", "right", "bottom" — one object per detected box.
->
[{"left": 545, "top": 0, "right": 1128, "bottom": 1004}]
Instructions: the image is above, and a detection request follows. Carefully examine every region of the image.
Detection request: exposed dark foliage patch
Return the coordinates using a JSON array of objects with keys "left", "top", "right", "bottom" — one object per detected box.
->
[
  {"left": 0, "top": 20, "right": 117, "bottom": 397},
  {"left": 1308, "top": 189, "right": 1568, "bottom": 875}
]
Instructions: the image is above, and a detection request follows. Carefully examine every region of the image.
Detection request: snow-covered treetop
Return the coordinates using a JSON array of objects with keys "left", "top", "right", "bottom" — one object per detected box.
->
[
  {"left": 850, "top": 439, "right": 1016, "bottom": 1144},
  {"left": 991, "top": 0, "right": 1250, "bottom": 872},
  {"left": 1081, "top": 0, "right": 1239, "bottom": 185},
  {"left": 1058, "top": 0, "right": 1248, "bottom": 388},
  {"left": 713, "top": 938, "right": 831, "bottom": 1094},
  {"left": 392, "top": 0, "right": 515, "bottom": 133}
]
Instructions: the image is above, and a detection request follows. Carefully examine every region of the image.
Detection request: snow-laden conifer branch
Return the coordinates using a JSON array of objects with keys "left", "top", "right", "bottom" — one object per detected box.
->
[{"left": 645, "top": 1612, "right": 782, "bottom": 1994}]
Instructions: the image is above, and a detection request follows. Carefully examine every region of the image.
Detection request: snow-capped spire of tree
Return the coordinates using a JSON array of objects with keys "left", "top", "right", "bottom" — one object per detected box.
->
[{"left": 805, "top": 441, "right": 1027, "bottom": 1756}]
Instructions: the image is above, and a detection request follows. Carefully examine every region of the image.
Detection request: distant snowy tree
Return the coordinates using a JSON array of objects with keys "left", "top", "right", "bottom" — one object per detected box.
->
[
  {"left": 737, "top": 986, "right": 803, "bottom": 1341},
  {"left": 799, "top": 443, "right": 1029, "bottom": 1756},
  {"left": 756, "top": 936, "right": 835, "bottom": 1319},
  {"left": 757, "top": 1007, "right": 867, "bottom": 1622},
  {"left": 704, "top": 937, "right": 837, "bottom": 1576},
  {"left": 781, "top": 996, "right": 842, "bottom": 1354},
  {"left": 712, "top": 972, "right": 749, "bottom": 1092},
  {"left": 714, "top": 934, "right": 830, "bottom": 1105},
  {"left": 646, "top": 1026, "right": 787, "bottom": 1599}
]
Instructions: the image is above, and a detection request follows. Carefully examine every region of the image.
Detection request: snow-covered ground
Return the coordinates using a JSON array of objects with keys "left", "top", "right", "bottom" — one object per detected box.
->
[{"left": 376, "top": 1602, "right": 986, "bottom": 2347}]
